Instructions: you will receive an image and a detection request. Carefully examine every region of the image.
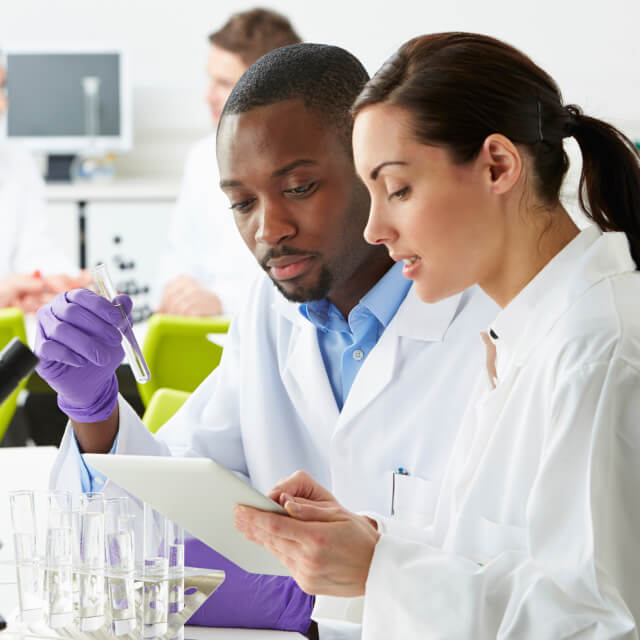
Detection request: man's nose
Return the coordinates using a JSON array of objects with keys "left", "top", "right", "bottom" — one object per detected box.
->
[{"left": 255, "top": 201, "right": 296, "bottom": 246}]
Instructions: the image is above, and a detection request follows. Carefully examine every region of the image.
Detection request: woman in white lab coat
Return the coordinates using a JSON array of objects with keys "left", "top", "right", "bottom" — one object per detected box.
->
[{"left": 233, "top": 32, "right": 640, "bottom": 638}]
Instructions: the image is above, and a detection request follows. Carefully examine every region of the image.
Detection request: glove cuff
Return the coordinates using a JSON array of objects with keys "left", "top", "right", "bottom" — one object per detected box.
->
[{"left": 58, "top": 374, "right": 119, "bottom": 423}]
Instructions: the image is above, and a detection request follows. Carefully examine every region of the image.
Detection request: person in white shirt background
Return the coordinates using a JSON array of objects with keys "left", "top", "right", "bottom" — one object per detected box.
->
[
  {"left": 0, "top": 64, "right": 90, "bottom": 312},
  {"left": 233, "top": 32, "right": 640, "bottom": 639},
  {"left": 155, "top": 8, "right": 302, "bottom": 316}
]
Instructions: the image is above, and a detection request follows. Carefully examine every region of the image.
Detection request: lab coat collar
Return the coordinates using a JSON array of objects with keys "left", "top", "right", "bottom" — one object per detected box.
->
[
  {"left": 49, "top": 423, "right": 84, "bottom": 490},
  {"left": 272, "top": 287, "right": 307, "bottom": 326},
  {"left": 271, "top": 277, "right": 464, "bottom": 441},
  {"left": 337, "top": 287, "right": 465, "bottom": 430},
  {"left": 393, "top": 286, "right": 463, "bottom": 342},
  {"left": 272, "top": 280, "right": 463, "bottom": 343},
  {"left": 489, "top": 226, "right": 636, "bottom": 380}
]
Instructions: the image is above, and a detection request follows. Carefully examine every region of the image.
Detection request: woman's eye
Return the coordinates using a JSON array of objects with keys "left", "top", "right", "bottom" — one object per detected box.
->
[
  {"left": 285, "top": 182, "right": 317, "bottom": 196},
  {"left": 389, "top": 186, "right": 410, "bottom": 201}
]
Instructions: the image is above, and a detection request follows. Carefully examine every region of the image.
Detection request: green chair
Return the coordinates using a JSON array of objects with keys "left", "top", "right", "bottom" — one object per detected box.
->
[
  {"left": 137, "top": 314, "right": 231, "bottom": 408},
  {"left": 142, "top": 388, "right": 190, "bottom": 434},
  {"left": 0, "top": 308, "right": 29, "bottom": 443}
]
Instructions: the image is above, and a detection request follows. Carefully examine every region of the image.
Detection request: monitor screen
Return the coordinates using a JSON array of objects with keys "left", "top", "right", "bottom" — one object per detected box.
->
[{"left": 2, "top": 49, "right": 131, "bottom": 153}]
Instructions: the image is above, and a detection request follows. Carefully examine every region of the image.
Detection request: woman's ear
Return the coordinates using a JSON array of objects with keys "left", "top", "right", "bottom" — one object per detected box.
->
[{"left": 479, "top": 134, "right": 522, "bottom": 195}]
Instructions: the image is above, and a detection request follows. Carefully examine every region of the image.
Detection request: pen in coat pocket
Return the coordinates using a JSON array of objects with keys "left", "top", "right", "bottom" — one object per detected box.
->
[{"left": 391, "top": 467, "right": 409, "bottom": 516}]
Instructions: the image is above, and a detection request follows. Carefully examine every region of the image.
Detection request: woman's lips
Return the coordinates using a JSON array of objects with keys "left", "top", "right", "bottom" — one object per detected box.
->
[{"left": 401, "top": 256, "right": 422, "bottom": 279}]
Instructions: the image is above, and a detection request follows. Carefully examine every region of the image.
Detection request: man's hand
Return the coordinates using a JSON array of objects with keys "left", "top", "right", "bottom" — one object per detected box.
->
[
  {"left": 33, "top": 289, "right": 132, "bottom": 451},
  {"left": 158, "top": 275, "right": 223, "bottom": 316},
  {"left": 234, "top": 471, "right": 380, "bottom": 597}
]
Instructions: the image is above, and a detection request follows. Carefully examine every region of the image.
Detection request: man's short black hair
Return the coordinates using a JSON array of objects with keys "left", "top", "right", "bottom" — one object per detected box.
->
[{"left": 220, "top": 43, "right": 370, "bottom": 151}]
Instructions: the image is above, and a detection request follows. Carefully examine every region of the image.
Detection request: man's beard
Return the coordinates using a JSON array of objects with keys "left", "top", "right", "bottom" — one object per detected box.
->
[
  {"left": 259, "top": 246, "right": 334, "bottom": 303},
  {"left": 265, "top": 263, "right": 333, "bottom": 303}
]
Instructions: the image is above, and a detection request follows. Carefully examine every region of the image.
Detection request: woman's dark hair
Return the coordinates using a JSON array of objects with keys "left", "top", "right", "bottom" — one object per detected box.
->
[{"left": 352, "top": 32, "right": 640, "bottom": 267}]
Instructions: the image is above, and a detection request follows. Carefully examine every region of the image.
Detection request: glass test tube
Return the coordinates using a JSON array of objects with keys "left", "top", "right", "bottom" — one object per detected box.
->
[
  {"left": 92, "top": 262, "right": 151, "bottom": 383},
  {"left": 105, "top": 497, "right": 136, "bottom": 636},
  {"left": 77, "top": 492, "right": 106, "bottom": 632},
  {"left": 44, "top": 491, "right": 73, "bottom": 628},
  {"left": 9, "top": 490, "right": 43, "bottom": 624},
  {"left": 143, "top": 503, "right": 169, "bottom": 639},
  {"left": 167, "top": 521, "right": 185, "bottom": 640}
]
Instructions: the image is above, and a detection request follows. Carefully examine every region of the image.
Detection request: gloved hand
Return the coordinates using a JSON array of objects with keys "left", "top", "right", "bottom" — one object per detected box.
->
[
  {"left": 34, "top": 288, "right": 133, "bottom": 423},
  {"left": 185, "top": 537, "right": 314, "bottom": 634}
]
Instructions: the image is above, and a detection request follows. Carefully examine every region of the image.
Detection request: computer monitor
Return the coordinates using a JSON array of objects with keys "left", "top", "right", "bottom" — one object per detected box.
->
[{"left": 1, "top": 46, "right": 132, "bottom": 180}]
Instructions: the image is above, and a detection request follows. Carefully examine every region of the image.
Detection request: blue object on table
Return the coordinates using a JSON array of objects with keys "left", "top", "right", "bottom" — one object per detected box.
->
[{"left": 185, "top": 537, "right": 314, "bottom": 634}]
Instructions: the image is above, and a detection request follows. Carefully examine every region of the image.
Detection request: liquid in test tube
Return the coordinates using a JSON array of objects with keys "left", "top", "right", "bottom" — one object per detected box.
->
[{"left": 92, "top": 263, "right": 151, "bottom": 383}]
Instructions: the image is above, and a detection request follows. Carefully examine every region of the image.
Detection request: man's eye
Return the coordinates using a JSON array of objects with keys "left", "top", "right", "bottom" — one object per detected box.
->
[
  {"left": 229, "top": 198, "right": 255, "bottom": 211},
  {"left": 285, "top": 182, "right": 317, "bottom": 196}
]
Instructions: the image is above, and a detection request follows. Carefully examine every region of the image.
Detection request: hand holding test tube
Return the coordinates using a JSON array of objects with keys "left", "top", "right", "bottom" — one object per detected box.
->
[{"left": 92, "top": 263, "right": 151, "bottom": 383}]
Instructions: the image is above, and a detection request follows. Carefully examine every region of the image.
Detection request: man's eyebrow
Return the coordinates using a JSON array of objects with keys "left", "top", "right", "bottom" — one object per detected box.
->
[
  {"left": 272, "top": 159, "right": 318, "bottom": 178},
  {"left": 370, "top": 161, "right": 408, "bottom": 181},
  {"left": 220, "top": 159, "right": 319, "bottom": 189},
  {"left": 220, "top": 179, "right": 243, "bottom": 189}
]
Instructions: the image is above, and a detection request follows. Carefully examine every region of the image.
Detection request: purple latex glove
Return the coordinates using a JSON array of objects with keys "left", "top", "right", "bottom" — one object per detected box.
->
[
  {"left": 185, "top": 537, "right": 314, "bottom": 634},
  {"left": 34, "top": 288, "right": 133, "bottom": 423}
]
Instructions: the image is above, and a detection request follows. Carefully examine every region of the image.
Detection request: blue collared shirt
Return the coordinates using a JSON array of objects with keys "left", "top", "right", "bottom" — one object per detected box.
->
[{"left": 299, "top": 261, "right": 410, "bottom": 410}]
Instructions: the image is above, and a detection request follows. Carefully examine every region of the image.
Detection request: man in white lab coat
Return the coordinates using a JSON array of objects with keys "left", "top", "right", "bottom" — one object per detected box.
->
[
  {"left": 0, "top": 65, "right": 89, "bottom": 311},
  {"left": 155, "top": 8, "right": 302, "bottom": 316},
  {"left": 37, "top": 44, "right": 498, "bottom": 637}
]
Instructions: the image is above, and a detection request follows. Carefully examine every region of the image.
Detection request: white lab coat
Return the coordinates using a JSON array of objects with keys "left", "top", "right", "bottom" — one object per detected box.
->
[
  {"left": 359, "top": 227, "right": 640, "bottom": 639},
  {"left": 50, "top": 273, "right": 498, "bottom": 638},
  {"left": 52, "top": 274, "right": 498, "bottom": 514},
  {"left": 0, "top": 143, "right": 74, "bottom": 277},
  {"left": 155, "top": 133, "right": 259, "bottom": 313}
]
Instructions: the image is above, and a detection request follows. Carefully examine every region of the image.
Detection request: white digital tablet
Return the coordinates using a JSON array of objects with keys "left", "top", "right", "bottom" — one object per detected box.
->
[{"left": 84, "top": 454, "right": 289, "bottom": 576}]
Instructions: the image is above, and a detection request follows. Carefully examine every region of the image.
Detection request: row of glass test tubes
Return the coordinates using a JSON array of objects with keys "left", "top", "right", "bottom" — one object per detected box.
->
[{"left": 8, "top": 490, "right": 184, "bottom": 638}]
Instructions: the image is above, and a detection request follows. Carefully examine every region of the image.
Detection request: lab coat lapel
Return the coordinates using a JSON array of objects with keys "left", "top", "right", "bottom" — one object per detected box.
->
[
  {"left": 274, "top": 296, "right": 340, "bottom": 452},
  {"left": 339, "top": 288, "right": 463, "bottom": 428},
  {"left": 49, "top": 425, "right": 84, "bottom": 491}
]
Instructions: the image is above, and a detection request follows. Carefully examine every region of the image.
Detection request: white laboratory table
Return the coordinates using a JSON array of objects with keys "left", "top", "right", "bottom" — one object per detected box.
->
[
  {"left": 45, "top": 179, "right": 180, "bottom": 204},
  {"left": 0, "top": 447, "right": 303, "bottom": 638}
]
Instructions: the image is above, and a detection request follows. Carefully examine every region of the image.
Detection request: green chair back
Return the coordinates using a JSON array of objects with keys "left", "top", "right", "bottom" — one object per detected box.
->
[
  {"left": 137, "top": 314, "right": 230, "bottom": 407},
  {"left": 0, "top": 308, "right": 29, "bottom": 443},
  {"left": 142, "top": 388, "right": 190, "bottom": 434}
]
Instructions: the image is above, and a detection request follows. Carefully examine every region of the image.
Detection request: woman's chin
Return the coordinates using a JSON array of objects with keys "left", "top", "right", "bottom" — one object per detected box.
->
[{"left": 414, "top": 280, "right": 465, "bottom": 304}]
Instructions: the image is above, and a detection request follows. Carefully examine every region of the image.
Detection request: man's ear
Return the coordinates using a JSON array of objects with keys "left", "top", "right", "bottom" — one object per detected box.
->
[{"left": 478, "top": 134, "right": 522, "bottom": 195}]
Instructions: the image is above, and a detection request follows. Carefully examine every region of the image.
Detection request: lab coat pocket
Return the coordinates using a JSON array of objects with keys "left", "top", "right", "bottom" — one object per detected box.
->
[
  {"left": 472, "top": 516, "right": 528, "bottom": 565},
  {"left": 391, "top": 473, "right": 439, "bottom": 528}
]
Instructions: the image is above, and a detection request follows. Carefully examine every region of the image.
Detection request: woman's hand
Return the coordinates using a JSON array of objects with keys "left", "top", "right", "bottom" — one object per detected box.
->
[{"left": 234, "top": 471, "right": 380, "bottom": 597}]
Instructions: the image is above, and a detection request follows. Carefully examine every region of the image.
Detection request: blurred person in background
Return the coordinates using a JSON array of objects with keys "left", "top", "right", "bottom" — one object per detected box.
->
[
  {"left": 156, "top": 8, "right": 302, "bottom": 316},
  {"left": 0, "top": 63, "right": 90, "bottom": 312}
]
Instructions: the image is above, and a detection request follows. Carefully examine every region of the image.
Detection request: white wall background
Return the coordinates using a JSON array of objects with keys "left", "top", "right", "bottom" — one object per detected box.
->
[{"left": 1, "top": 0, "right": 639, "bottom": 179}]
